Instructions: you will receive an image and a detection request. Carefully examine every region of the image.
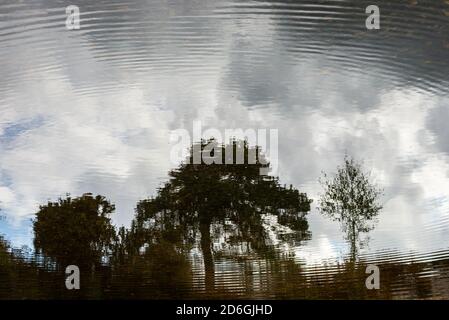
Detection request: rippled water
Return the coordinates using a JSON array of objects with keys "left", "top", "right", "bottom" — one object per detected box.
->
[{"left": 1, "top": 0, "right": 449, "bottom": 299}]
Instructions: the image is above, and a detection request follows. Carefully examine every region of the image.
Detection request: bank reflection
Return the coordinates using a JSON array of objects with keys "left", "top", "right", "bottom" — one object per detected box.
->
[{"left": 3, "top": 231, "right": 449, "bottom": 299}]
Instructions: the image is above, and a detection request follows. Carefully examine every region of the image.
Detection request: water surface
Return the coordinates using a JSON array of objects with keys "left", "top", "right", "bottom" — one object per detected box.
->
[{"left": 1, "top": 0, "right": 449, "bottom": 299}]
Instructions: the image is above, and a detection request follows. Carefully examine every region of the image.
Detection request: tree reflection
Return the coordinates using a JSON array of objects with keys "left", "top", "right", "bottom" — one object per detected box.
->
[
  {"left": 318, "top": 156, "right": 383, "bottom": 260},
  {"left": 3, "top": 150, "right": 449, "bottom": 299},
  {"left": 126, "top": 139, "right": 312, "bottom": 291},
  {"left": 33, "top": 194, "right": 117, "bottom": 267}
]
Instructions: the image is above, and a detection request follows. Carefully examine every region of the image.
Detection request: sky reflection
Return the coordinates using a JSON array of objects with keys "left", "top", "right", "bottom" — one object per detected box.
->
[{"left": 1, "top": 0, "right": 449, "bottom": 264}]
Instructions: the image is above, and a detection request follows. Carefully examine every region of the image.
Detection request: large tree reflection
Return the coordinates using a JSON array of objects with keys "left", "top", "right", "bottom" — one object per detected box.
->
[
  {"left": 126, "top": 139, "right": 312, "bottom": 291},
  {"left": 318, "top": 156, "right": 383, "bottom": 261}
]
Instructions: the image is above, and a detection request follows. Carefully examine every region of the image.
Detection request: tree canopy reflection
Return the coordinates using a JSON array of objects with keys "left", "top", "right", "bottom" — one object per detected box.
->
[
  {"left": 33, "top": 194, "right": 117, "bottom": 266},
  {"left": 125, "top": 139, "right": 312, "bottom": 290}
]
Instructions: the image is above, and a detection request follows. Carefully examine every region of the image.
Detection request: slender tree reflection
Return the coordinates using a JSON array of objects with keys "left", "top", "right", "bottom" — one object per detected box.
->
[
  {"left": 126, "top": 139, "right": 312, "bottom": 291},
  {"left": 318, "top": 156, "right": 383, "bottom": 261}
]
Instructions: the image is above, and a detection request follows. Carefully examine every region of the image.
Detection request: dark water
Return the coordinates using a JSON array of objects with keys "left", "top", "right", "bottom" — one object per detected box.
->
[{"left": 1, "top": 0, "right": 449, "bottom": 299}]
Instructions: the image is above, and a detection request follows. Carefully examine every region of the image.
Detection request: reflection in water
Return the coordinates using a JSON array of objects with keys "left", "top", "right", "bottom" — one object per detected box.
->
[
  {"left": 2, "top": 232, "right": 449, "bottom": 299},
  {"left": 2, "top": 143, "right": 449, "bottom": 299},
  {"left": 318, "top": 156, "right": 383, "bottom": 261},
  {"left": 126, "top": 140, "right": 311, "bottom": 292},
  {"left": 1, "top": 0, "right": 449, "bottom": 299},
  {"left": 33, "top": 194, "right": 117, "bottom": 266}
]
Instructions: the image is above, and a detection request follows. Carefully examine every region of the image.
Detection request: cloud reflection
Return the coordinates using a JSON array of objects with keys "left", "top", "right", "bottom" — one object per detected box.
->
[{"left": 1, "top": 0, "right": 449, "bottom": 262}]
